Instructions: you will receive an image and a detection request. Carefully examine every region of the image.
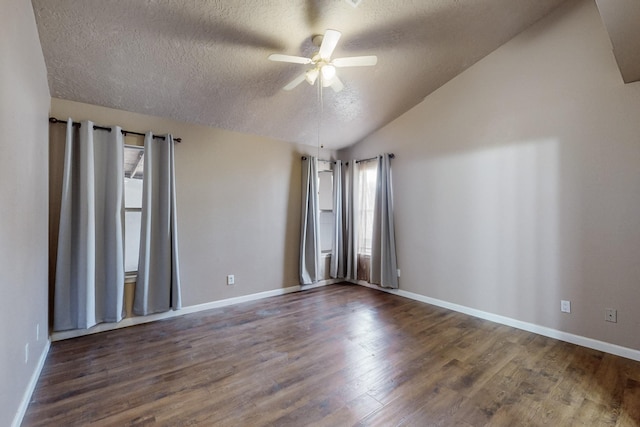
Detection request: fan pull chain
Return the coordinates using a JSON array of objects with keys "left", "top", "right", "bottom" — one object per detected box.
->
[{"left": 317, "top": 73, "right": 324, "bottom": 160}]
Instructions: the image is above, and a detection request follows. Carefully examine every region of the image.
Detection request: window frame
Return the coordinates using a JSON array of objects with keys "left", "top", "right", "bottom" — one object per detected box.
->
[{"left": 123, "top": 144, "right": 144, "bottom": 275}]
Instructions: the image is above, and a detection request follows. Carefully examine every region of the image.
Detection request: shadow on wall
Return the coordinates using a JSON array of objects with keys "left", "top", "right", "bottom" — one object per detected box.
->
[
  {"left": 406, "top": 138, "right": 560, "bottom": 326},
  {"left": 283, "top": 151, "right": 303, "bottom": 286},
  {"left": 48, "top": 124, "right": 68, "bottom": 330}
]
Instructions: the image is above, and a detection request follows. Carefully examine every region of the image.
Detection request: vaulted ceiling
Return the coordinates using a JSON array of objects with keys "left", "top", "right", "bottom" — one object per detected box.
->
[
  {"left": 31, "top": 0, "right": 635, "bottom": 150},
  {"left": 595, "top": 0, "right": 640, "bottom": 84}
]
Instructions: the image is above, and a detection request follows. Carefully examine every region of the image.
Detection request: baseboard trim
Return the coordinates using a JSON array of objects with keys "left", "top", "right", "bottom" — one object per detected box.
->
[
  {"left": 351, "top": 280, "right": 640, "bottom": 362},
  {"left": 51, "top": 280, "right": 337, "bottom": 342},
  {"left": 303, "top": 278, "right": 343, "bottom": 289},
  {"left": 12, "top": 339, "right": 50, "bottom": 427}
]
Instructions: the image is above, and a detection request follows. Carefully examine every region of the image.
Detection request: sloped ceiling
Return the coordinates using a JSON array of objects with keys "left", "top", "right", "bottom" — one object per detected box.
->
[
  {"left": 32, "top": 0, "right": 569, "bottom": 149},
  {"left": 595, "top": 0, "right": 640, "bottom": 84}
]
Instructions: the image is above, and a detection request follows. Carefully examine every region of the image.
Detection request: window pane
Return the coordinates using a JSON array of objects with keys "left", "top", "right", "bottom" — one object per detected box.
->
[
  {"left": 124, "top": 177, "right": 143, "bottom": 209},
  {"left": 124, "top": 146, "right": 144, "bottom": 209},
  {"left": 357, "top": 161, "right": 378, "bottom": 256},
  {"left": 318, "top": 171, "right": 333, "bottom": 211},
  {"left": 124, "top": 211, "right": 141, "bottom": 272}
]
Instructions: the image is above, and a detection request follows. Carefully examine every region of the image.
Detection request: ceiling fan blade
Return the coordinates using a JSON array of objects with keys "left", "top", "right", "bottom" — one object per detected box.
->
[
  {"left": 319, "top": 29, "right": 341, "bottom": 60},
  {"left": 329, "top": 76, "right": 344, "bottom": 93},
  {"left": 283, "top": 72, "right": 308, "bottom": 91},
  {"left": 333, "top": 55, "right": 378, "bottom": 67},
  {"left": 268, "top": 54, "right": 312, "bottom": 65}
]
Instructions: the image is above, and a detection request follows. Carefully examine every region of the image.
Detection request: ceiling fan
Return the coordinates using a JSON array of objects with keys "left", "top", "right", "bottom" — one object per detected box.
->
[{"left": 268, "top": 29, "right": 377, "bottom": 93}]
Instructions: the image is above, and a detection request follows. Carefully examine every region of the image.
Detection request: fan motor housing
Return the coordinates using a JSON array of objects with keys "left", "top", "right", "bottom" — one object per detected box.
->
[{"left": 312, "top": 34, "right": 324, "bottom": 47}]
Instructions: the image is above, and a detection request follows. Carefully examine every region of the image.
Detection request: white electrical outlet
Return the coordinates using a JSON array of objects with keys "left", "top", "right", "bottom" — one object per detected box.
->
[
  {"left": 36, "top": 323, "right": 40, "bottom": 341},
  {"left": 605, "top": 308, "right": 617, "bottom": 323},
  {"left": 25, "top": 343, "right": 29, "bottom": 364},
  {"left": 227, "top": 274, "right": 235, "bottom": 285},
  {"left": 561, "top": 300, "right": 571, "bottom": 313},
  {"left": 397, "top": 269, "right": 401, "bottom": 278}
]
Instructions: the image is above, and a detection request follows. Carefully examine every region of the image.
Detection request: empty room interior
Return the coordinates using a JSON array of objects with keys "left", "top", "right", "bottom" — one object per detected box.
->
[{"left": 3, "top": 0, "right": 640, "bottom": 425}]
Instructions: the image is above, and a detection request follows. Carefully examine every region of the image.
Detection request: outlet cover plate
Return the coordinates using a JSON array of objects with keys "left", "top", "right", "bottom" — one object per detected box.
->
[
  {"left": 561, "top": 300, "right": 571, "bottom": 313},
  {"left": 227, "top": 275, "right": 235, "bottom": 286}
]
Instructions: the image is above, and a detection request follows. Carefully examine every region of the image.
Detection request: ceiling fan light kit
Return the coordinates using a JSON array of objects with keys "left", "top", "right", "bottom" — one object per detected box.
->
[
  {"left": 305, "top": 68, "right": 319, "bottom": 85},
  {"left": 268, "top": 29, "right": 377, "bottom": 93},
  {"left": 321, "top": 64, "right": 336, "bottom": 81}
]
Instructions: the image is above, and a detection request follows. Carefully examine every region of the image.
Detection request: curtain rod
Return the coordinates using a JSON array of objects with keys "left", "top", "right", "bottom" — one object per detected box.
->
[
  {"left": 49, "top": 117, "right": 182, "bottom": 143},
  {"left": 300, "top": 156, "right": 335, "bottom": 163},
  {"left": 356, "top": 153, "right": 394, "bottom": 163},
  {"left": 301, "top": 154, "right": 395, "bottom": 164},
  {"left": 344, "top": 153, "right": 395, "bottom": 166}
]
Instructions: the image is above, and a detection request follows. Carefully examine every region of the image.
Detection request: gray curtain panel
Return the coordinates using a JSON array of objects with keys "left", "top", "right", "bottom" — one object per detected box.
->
[
  {"left": 300, "top": 156, "right": 320, "bottom": 285},
  {"left": 330, "top": 160, "right": 344, "bottom": 279},
  {"left": 134, "top": 133, "right": 182, "bottom": 315},
  {"left": 54, "top": 120, "right": 125, "bottom": 331},
  {"left": 370, "top": 154, "right": 399, "bottom": 288},
  {"left": 345, "top": 160, "right": 359, "bottom": 280}
]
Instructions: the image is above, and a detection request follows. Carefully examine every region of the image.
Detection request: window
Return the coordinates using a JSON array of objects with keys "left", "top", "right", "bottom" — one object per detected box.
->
[
  {"left": 357, "top": 160, "right": 378, "bottom": 256},
  {"left": 124, "top": 145, "right": 144, "bottom": 273},
  {"left": 317, "top": 161, "right": 335, "bottom": 255},
  {"left": 317, "top": 170, "right": 334, "bottom": 211}
]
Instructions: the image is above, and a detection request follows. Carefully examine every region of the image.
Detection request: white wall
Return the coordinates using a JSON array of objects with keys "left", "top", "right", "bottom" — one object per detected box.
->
[
  {"left": 0, "top": 1, "right": 51, "bottom": 425},
  {"left": 50, "top": 99, "right": 336, "bottom": 308},
  {"left": 341, "top": 0, "right": 640, "bottom": 351}
]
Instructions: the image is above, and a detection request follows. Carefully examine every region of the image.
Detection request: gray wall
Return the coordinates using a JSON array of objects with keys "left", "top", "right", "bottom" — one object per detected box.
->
[
  {"left": 0, "top": 1, "right": 51, "bottom": 425},
  {"left": 50, "top": 99, "right": 335, "bottom": 307},
  {"left": 340, "top": 0, "right": 640, "bottom": 351}
]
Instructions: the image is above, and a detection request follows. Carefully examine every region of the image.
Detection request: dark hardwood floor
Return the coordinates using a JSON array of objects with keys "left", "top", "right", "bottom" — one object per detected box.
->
[{"left": 24, "top": 284, "right": 640, "bottom": 426}]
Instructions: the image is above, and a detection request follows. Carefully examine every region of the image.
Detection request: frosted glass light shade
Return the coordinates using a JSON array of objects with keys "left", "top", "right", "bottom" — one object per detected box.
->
[
  {"left": 306, "top": 68, "right": 319, "bottom": 85},
  {"left": 321, "top": 64, "right": 336, "bottom": 80}
]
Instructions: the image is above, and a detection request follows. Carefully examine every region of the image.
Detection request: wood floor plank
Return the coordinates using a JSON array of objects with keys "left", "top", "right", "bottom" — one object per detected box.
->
[{"left": 23, "top": 284, "right": 640, "bottom": 426}]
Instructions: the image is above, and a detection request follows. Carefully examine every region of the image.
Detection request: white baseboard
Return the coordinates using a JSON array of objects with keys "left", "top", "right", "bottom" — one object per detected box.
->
[
  {"left": 351, "top": 280, "right": 640, "bottom": 362},
  {"left": 176, "top": 284, "right": 303, "bottom": 315},
  {"left": 302, "top": 278, "right": 342, "bottom": 289},
  {"left": 52, "top": 280, "right": 338, "bottom": 342},
  {"left": 12, "top": 339, "right": 50, "bottom": 427}
]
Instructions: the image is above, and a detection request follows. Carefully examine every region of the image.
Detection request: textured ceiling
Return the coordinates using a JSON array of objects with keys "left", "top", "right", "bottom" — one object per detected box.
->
[{"left": 32, "top": 0, "right": 569, "bottom": 149}]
